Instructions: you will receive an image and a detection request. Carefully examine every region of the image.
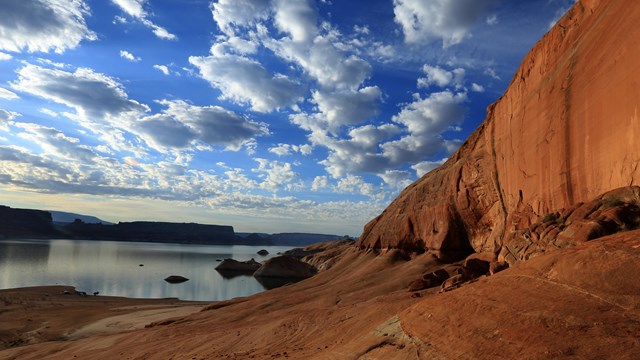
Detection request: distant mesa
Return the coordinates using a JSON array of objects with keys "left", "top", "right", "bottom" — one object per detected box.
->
[{"left": 164, "top": 275, "right": 189, "bottom": 284}]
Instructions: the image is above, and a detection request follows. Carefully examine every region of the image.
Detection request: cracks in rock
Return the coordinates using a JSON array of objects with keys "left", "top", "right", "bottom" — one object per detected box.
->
[
  {"left": 489, "top": 113, "right": 508, "bottom": 243},
  {"left": 501, "top": 274, "right": 636, "bottom": 313}
]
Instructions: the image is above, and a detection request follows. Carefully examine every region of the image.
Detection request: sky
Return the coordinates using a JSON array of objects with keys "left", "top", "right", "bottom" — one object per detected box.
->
[{"left": 0, "top": 0, "right": 576, "bottom": 236}]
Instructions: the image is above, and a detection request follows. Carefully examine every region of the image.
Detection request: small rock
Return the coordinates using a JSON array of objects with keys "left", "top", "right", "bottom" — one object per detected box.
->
[
  {"left": 408, "top": 279, "right": 430, "bottom": 292},
  {"left": 215, "top": 258, "right": 261, "bottom": 272},
  {"left": 139, "top": 264, "right": 144, "bottom": 267},
  {"left": 257, "top": 249, "right": 269, "bottom": 256},
  {"left": 489, "top": 261, "right": 509, "bottom": 275},
  {"left": 164, "top": 275, "right": 189, "bottom": 284}
]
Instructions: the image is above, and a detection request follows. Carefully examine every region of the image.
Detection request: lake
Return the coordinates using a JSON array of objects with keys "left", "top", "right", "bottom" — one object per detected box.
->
[{"left": 0, "top": 239, "right": 294, "bottom": 301}]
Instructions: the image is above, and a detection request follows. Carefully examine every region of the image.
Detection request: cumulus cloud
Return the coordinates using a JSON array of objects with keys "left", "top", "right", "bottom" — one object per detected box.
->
[
  {"left": 393, "top": 0, "right": 496, "bottom": 47},
  {"left": 111, "top": 0, "right": 177, "bottom": 40},
  {"left": 417, "top": 65, "right": 465, "bottom": 89},
  {"left": 273, "top": 0, "right": 318, "bottom": 43},
  {"left": 268, "top": 35, "right": 371, "bottom": 90},
  {"left": 211, "top": 0, "right": 270, "bottom": 36},
  {"left": 136, "top": 99, "right": 269, "bottom": 152},
  {"left": 311, "top": 175, "right": 328, "bottom": 191},
  {"left": 334, "top": 175, "right": 376, "bottom": 197},
  {"left": 189, "top": 54, "right": 304, "bottom": 112},
  {"left": 312, "top": 86, "right": 381, "bottom": 133},
  {"left": 11, "top": 63, "right": 149, "bottom": 123},
  {"left": 0, "top": 87, "right": 19, "bottom": 100},
  {"left": 298, "top": 90, "right": 466, "bottom": 178},
  {"left": 378, "top": 169, "right": 412, "bottom": 188},
  {"left": 120, "top": 50, "right": 141, "bottom": 62},
  {"left": 253, "top": 158, "right": 299, "bottom": 192},
  {"left": 0, "top": 0, "right": 96, "bottom": 53},
  {"left": 0, "top": 52, "right": 12, "bottom": 60}
]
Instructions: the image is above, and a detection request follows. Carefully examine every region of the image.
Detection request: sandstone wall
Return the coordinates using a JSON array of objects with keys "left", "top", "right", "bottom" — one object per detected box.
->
[{"left": 357, "top": 0, "right": 640, "bottom": 260}]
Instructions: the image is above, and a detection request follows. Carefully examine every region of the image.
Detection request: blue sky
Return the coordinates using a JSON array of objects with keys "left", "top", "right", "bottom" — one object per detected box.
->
[{"left": 0, "top": 0, "right": 575, "bottom": 236}]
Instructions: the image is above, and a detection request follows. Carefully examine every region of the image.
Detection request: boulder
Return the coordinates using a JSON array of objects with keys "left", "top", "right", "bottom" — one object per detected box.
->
[
  {"left": 257, "top": 249, "right": 269, "bottom": 256},
  {"left": 215, "top": 258, "right": 261, "bottom": 273},
  {"left": 489, "top": 261, "right": 509, "bottom": 275},
  {"left": 253, "top": 256, "right": 317, "bottom": 279},
  {"left": 164, "top": 275, "right": 189, "bottom": 284}
]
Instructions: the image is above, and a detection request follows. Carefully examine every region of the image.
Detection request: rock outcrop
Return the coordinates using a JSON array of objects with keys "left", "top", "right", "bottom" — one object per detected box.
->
[
  {"left": 215, "top": 258, "right": 261, "bottom": 273},
  {"left": 253, "top": 255, "right": 317, "bottom": 279},
  {"left": 358, "top": 0, "right": 640, "bottom": 262}
]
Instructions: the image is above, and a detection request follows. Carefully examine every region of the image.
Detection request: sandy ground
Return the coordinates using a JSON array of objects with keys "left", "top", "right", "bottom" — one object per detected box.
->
[{"left": 0, "top": 286, "right": 206, "bottom": 350}]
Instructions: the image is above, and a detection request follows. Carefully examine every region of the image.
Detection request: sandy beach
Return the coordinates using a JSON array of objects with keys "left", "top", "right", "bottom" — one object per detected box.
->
[{"left": 0, "top": 285, "right": 206, "bottom": 351}]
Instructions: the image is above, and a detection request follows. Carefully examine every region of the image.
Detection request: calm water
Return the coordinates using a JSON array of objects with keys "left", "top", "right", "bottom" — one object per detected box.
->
[{"left": 0, "top": 239, "right": 293, "bottom": 301}]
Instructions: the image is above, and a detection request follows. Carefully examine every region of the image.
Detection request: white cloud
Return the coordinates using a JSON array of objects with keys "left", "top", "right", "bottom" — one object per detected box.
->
[
  {"left": 417, "top": 65, "right": 465, "bottom": 89},
  {"left": 189, "top": 53, "right": 304, "bottom": 113},
  {"left": 312, "top": 86, "right": 381, "bottom": 133},
  {"left": 378, "top": 170, "right": 412, "bottom": 188},
  {"left": 211, "top": 0, "right": 270, "bottom": 36},
  {"left": 153, "top": 64, "right": 170, "bottom": 75},
  {"left": 15, "top": 123, "right": 98, "bottom": 163},
  {"left": 11, "top": 63, "right": 149, "bottom": 123},
  {"left": 111, "top": 0, "right": 177, "bottom": 40},
  {"left": 0, "top": 0, "right": 96, "bottom": 53},
  {"left": 484, "top": 67, "right": 501, "bottom": 80},
  {"left": 311, "top": 175, "right": 328, "bottom": 191},
  {"left": 273, "top": 0, "right": 318, "bottom": 43},
  {"left": 39, "top": 108, "right": 59, "bottom": 117},
  {"left": 334, "top": 175, "right": 376, "bottom": 197},
  {"left": 0, "top": 88, "right": 19, "bottom": 100},
  {"left": 471, "top": 83, "right": 485, "bottom": 92},
  {"left": 268, "top": 143, "right": 313, "bottom": 156},
  {"left": 0, "top": 52, "right": 12, "bottom": 60},
  {"left": 392, "top": 91, "right": 467, "bottom": 137},
  {"left": 120, "top": 50, "right": 141, "bottom": 62},
  {"left": 267, "top": 35, "right": 371, "bottom": 90},
  {"left": 393, "top": 0, "right": 496, "bottom": 47},
  {"left": 411, "top": 158, "right": 447, "bottom": 177},
  {"left": 253, "top": 158, "right": 298, "bottom": 192},
  {"left": 486, "top": 14, "right": 498, "bottom": 25},
  {"left": 136, "top": 99, "right": 269, "bottom": 152},
  {"left": 0, "top": 109, "right": 20, "bottom": 131}
]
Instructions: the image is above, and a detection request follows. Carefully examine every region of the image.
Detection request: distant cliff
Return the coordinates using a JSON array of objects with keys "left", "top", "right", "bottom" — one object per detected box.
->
[
  {"left": 62, "top": 220, "right": 270, "bottom": 245},
  {"left": 0, "top": 205, "right": 273, "bottom": 245},
  {"left": 0, "top": 205, "right": 61, "bottom": 238}
]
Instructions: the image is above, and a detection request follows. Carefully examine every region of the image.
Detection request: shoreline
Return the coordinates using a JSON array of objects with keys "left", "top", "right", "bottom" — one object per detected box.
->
[{"left": 0, "top": 285, "right": 207, "bottom": 351}]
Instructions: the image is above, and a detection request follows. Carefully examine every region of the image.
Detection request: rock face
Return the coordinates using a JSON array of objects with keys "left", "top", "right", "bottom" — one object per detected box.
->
[
  {"left": 357, "top": 0, "right": 640, "bottom": 261},
  {"left": 0, "top": 206, "right": 60, "bottom": 238},
  {"left": 253, "top": 256, "right": 317, "bottom": 279}
]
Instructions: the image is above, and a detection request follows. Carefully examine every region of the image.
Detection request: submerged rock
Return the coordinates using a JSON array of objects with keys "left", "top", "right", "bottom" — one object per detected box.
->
[
  {"left": 253, "top": 255, "right": 317, "bottom": 279},
  {"left": 164, "top": 275, "right": 189, "bottom": 284}
]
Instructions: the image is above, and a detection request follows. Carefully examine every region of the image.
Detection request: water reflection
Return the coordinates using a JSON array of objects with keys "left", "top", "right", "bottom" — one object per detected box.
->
[{"left": 0, "top": 239, "right": 292, "bottom": 301}]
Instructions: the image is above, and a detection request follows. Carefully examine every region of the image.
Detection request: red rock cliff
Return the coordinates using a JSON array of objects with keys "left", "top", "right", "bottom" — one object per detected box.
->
[{"left": 357, "top": 0, "right": 640, "bottom": 260}]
